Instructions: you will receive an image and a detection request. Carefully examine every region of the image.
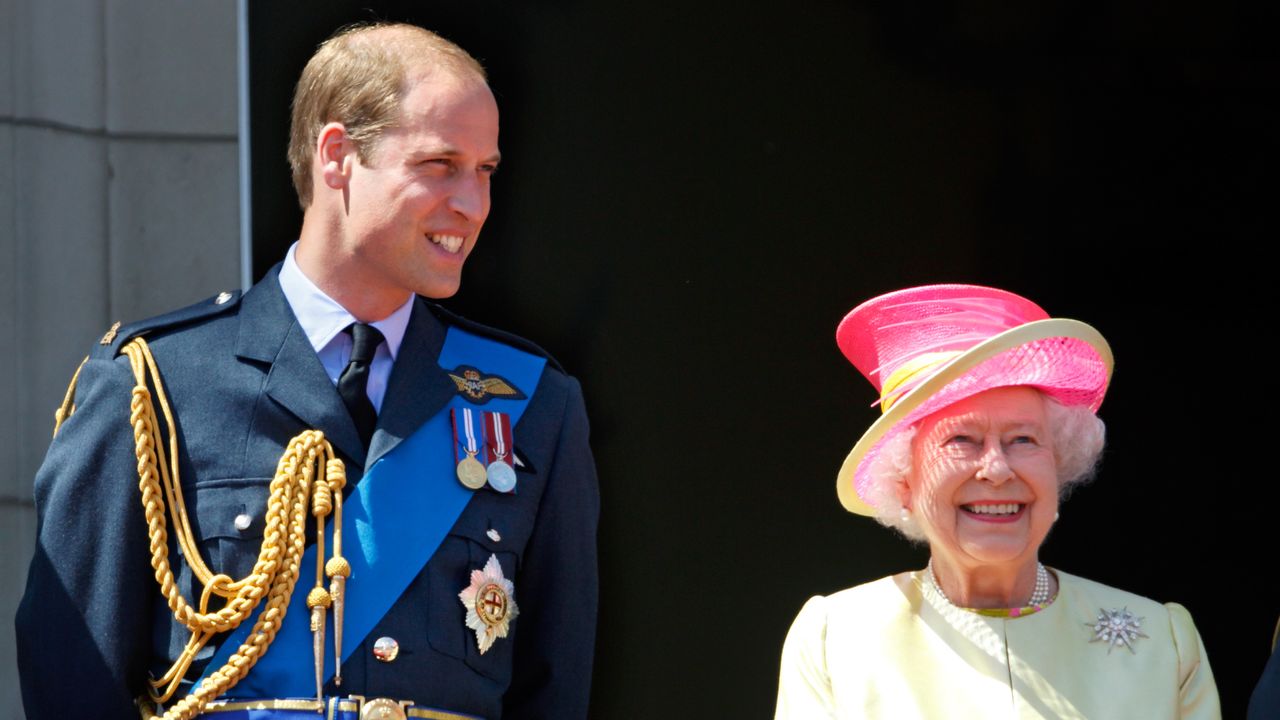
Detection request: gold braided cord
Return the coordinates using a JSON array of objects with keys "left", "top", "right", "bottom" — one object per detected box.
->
[
  {"left": 52, "top": 356, "right": 88, "bottom": 437},
  {"left": 119, "top": 337, "right": 346, "bottom": 720}
]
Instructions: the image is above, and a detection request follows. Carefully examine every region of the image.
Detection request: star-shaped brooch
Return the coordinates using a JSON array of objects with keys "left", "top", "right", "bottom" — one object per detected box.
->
[
  {"left": 1086, "top": 607, "right": 1149, "bottom": 654},
  {"left": 459, "top": 554, "right": 519, "bottom": 654}
]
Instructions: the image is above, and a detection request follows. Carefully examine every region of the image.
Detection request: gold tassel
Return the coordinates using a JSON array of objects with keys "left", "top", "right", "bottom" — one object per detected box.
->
[
  {"left": 327, "top": 558, "right": 351, "bottom": 684},
  {"left": 307, "top": 587, "right": 331, "bottom": 708},
  {"left": 325, "top": 456, "right": 350, "bottom": 685}
]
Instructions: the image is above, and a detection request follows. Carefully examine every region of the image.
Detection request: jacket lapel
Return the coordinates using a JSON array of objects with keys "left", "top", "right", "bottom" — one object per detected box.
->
[
  {"left": 233, "top": 268, "right": 366, "bottom": 467},
  {"left": 366, "top": 297, "right": 455, "bottom": 470}
]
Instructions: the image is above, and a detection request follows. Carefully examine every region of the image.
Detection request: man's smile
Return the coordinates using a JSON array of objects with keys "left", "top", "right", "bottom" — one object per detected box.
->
[{"left": 428, "top": 233, "right": 466, "bottom": 253}]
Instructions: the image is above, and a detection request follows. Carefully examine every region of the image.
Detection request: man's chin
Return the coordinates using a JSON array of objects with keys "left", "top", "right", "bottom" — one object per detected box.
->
[{"left": 414, "top": 276, "right": 463, "bottom": 300}]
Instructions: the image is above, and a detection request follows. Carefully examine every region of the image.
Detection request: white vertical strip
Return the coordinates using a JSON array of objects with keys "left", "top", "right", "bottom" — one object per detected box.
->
[{"left": 236, "top": 0, "right": 252, "bottom": 290}]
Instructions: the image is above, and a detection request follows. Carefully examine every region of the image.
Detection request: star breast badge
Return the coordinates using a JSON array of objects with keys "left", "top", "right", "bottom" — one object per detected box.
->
[
  {"left": 459, "top": 554, "right": 519, "bottom": 654},
  {"left": 448, "top": 366, "right": 526, "bottom": 404},
  {"left": 1086, "top": 607, "right": 1149, "bottom": 654}
]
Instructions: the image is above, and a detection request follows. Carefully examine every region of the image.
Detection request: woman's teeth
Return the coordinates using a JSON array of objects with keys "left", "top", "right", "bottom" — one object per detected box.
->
[
  {"left": 963, "top": 503, "right": 1023, "bottom": 515},
  {"left": 429, "top": 234, "right": 464, "bottom": 253}
]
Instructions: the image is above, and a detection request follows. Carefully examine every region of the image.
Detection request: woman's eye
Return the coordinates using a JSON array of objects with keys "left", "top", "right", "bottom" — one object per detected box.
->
[
  {"left": 1010, "top": 435, "right": 1037, "bottom": 445},
  {"left": 945, "top": 435, "right": 975, "bottom": 445}
]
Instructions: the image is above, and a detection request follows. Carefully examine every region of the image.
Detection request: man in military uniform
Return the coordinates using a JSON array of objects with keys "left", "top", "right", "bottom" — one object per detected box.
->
[{"left": 16, "top": 23, "right": 599, "bottom": 720}]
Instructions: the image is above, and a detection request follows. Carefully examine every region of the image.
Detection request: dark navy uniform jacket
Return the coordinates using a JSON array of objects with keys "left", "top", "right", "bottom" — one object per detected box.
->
[
  {"left": 16, "top": 269, "right": 599, "bottom": 720},
  {"left": 1250, "top": 635, "right": 1280, "bottom": 720}
]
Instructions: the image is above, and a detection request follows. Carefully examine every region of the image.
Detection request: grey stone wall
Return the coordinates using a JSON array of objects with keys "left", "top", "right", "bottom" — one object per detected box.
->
[{"left": 1, "top": 2, "right": 241, "bottom": 717}]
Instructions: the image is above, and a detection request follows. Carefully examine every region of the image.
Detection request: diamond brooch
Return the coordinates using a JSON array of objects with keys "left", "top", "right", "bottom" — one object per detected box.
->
[{"left": 1086, "top": 607, "right": 1149, "bottom": 654}]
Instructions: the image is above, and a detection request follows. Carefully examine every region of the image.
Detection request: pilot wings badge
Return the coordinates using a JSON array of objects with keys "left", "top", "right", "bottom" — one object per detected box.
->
[{"left": 448, "top": 365, "right": 527, "bottom": 404}]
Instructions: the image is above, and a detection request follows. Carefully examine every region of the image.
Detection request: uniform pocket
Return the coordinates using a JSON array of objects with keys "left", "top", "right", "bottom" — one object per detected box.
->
[
  {"left": 188, "top": 477, "right": 273, "bottom": 582},
  {"left": 424, "top": 515, "right": 521, "bottom": 682}
]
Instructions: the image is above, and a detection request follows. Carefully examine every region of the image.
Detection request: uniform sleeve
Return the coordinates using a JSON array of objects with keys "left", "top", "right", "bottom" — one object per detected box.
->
[
  {"left": 1248, "top": 627, "right": 1280, "bottom": 720},
  {"left": 1165, "top": 602, "right": 1222, "bottom": 720},
  {"left": 502, "top": 377, "right": 600, "bottom": 719},
  {"left": 15, "top": 356, "right": 156, "bottom": 720},
  {"left": 775, "top": 595, "right": 838, "bottom": 719}
]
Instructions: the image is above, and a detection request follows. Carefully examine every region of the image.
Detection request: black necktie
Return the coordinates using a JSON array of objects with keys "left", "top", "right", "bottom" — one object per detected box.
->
[{"left": 337, "top": 322, "right": 384, "bottom": 449}]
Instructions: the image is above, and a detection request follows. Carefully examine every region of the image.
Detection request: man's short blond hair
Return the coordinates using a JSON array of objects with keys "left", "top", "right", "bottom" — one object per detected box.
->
[{"left": 288, "top": 22, "right": 487, "bottom": 208}]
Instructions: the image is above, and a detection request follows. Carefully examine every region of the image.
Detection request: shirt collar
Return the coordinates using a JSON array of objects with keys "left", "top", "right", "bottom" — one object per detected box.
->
[{"left": 277, "top": 242, "right": 414, "bottom": 359}]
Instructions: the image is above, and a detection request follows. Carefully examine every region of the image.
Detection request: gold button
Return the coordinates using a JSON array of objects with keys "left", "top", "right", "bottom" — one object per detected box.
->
[
  {"left": 372, "top": 636, "right": 399, "bottom": 662},
  {"left": 215, "top": 291, "right": 233, "bottom": 305},
  {"left": 233, "top": 513, "right": 252, "bottom": 531}
]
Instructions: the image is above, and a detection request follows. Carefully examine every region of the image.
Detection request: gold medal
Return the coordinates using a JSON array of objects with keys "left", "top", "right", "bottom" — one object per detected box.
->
[
  {"left": 457, "top": 453, "right": 488, "bottom": 489},
  {"left": 452, "top": 407, "right": 488, "bottom": 490}
]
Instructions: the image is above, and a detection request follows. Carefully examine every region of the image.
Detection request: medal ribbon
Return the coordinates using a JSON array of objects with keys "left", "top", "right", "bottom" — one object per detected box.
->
[
  {"left": 486, "top": 411, "right": 512, "bottom": 464},
  {"left": 450, "top": 407, "right": 484, "bottom": 461},
  {"left": 465, "top": 408, "right": 481, "bottom": 458}
]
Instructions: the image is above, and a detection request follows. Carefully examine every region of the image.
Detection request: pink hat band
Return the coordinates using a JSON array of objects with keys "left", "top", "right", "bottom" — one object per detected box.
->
[{"left": 834, "top": 285, "right": 1113, "bottom": 516}]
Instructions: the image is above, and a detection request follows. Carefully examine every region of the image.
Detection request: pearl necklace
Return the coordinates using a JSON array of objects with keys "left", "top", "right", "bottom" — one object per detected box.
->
[{"left": 926, "top": 560, "right": 1052, "bottom": 609}]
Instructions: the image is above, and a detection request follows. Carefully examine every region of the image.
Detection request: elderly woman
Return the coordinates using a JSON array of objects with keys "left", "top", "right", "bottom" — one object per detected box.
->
[{"left": 775, "top": 285, "right": 1220, "bottom": 719}]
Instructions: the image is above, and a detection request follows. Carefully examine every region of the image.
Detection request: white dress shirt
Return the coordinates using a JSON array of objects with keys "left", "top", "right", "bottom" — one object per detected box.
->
[{"left": 277, "top": 243, "right": 414, "bottom": 413}]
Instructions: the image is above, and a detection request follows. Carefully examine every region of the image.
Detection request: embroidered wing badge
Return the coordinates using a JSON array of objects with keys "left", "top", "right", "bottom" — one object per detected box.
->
[{"left": 449, "top": 365, "right": 527, "bottom": 404}]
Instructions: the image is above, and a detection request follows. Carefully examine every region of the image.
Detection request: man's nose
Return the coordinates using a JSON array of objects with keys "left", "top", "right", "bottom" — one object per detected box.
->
[{"left": 448, "top": 175, "right": 488, "bottom": 220}]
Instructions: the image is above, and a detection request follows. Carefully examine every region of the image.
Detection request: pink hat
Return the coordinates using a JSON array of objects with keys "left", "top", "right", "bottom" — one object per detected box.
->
[{"left": 835, "top": 284, "right": 1113, "bottom": 515}]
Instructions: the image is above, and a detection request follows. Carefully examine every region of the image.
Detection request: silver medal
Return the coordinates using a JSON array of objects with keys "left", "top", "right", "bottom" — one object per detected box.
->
[{"left": 487, "top": 460, "right": 517, "bottom": 493}]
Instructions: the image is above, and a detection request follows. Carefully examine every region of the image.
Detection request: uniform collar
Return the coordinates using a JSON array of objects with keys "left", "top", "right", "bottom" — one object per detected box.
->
[{"left": 277, "top": 242, "right": 413, "bottom": 359}]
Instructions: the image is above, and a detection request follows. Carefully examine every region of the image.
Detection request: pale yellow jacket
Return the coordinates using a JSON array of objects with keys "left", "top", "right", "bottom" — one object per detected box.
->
[{"left": 776, "top": 569, "right": 1219, "bottom": 719}]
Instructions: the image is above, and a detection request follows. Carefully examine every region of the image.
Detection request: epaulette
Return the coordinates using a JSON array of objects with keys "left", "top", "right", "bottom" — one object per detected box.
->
[
  {"left": 90, "top": 289, "right": 243, "bottom": 360},
  {"left": 425, "top": 300, "right": 565, "bottom": 375}
]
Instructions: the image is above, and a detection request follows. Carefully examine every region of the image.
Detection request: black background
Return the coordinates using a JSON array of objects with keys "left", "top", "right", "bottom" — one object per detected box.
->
[{"left": 250, "top": 2, "right": 1278, "bottom": 716}]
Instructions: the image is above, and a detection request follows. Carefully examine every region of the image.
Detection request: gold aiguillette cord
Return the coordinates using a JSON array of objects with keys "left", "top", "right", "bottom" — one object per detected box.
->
[{"left": 55, "top": 339, "right": 351, "bottom": 719}]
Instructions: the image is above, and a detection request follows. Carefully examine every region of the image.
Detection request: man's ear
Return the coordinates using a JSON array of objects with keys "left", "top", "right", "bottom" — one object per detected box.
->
[{"left": 317, "top": 122, "right": 355, "bottom": 190}]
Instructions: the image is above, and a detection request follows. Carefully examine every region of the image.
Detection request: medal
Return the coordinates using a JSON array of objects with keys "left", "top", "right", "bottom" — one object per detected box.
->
[
  {"left": 459, "top": 554, "right": 519, "bottom": 654},
  {"left": 458, "top": 454, "right": 488, "bottom": 490},
  {"left": 484, "top": 411, "right": 517, "bottom": 493},
  {"left": 487, "top": 460, "right": 517, "bottom": 493},
  {"left": 451, "top": 408, "right": 489, "bottom": 490}
]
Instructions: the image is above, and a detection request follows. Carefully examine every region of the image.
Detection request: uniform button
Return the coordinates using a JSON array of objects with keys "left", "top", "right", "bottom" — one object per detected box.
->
[
  {"left": 233, "top": 513, "right": 252, "bottom": 531},
  {"left": 215, "top": 291, "right": 233, "bottom": 305},
  {"left": 486, "top": 528, "right": 501, "bottom": 542},
  {"left": 372, "top": 636, "right": 399, "bottom": 662}
]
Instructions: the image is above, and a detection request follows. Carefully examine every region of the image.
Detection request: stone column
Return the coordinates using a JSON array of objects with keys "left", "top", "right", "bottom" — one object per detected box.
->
[{"left": 0, "top": 2, "right": 240, "bottom": 716}]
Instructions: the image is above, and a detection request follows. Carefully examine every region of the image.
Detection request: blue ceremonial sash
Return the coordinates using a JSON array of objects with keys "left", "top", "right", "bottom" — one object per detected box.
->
[{"left": 200, "top": 327, "right": 546, "bottom": 697}]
